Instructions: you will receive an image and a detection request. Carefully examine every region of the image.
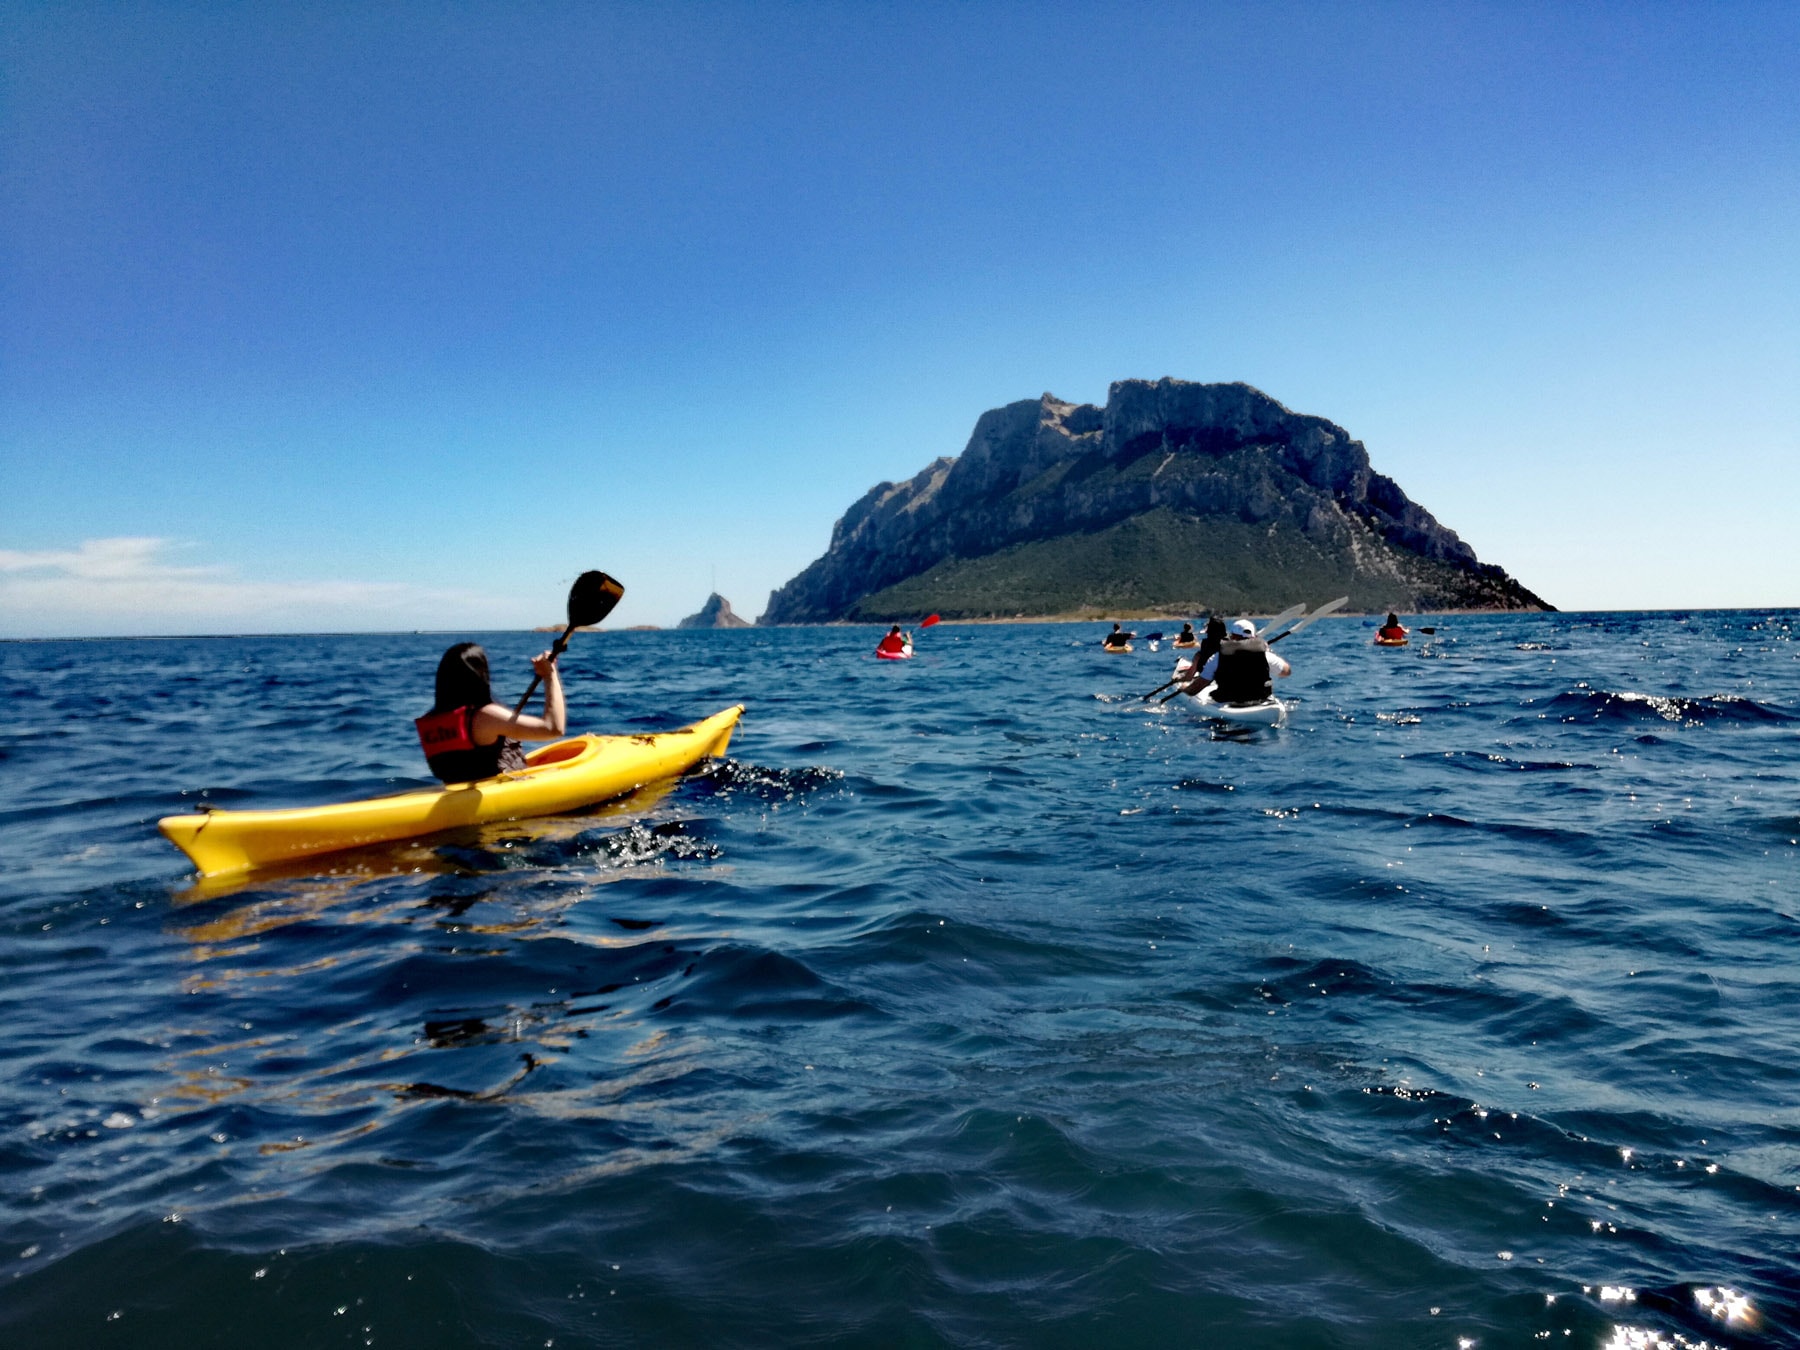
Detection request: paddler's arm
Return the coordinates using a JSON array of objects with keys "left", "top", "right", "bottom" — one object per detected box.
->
[
  {"left": 534, "top": 650, "right": 566, "bottom": 732},
  {"left": 1179, "top": 654, "right": 1217, "bottom": 693},
  {"left": 472, "top": 651, "right": 568, "bottom": 743}
]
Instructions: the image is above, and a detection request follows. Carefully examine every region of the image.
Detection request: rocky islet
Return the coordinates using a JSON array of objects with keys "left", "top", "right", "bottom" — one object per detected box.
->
[{"left": 759, "top": 378, "right": 1550, "bottom": 623}]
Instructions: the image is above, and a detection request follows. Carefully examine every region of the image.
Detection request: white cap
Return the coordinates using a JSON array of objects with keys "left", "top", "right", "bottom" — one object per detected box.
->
[{"left": 1230, "top": 618, "right": 1256, "bottom": 637}]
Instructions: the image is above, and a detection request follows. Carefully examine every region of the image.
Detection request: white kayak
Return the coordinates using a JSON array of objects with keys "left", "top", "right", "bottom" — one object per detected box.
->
[{"left": 1187, "top": 686, "right": 1288, "bottom": 726}]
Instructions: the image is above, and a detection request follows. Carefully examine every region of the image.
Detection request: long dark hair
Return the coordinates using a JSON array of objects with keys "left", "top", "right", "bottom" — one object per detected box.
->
[
  {"left": 433, "top": 642, "right": 494, "bottom": 713},
  {"left": 1198, "top": 615, "right": 1228, "bottom": 662}
]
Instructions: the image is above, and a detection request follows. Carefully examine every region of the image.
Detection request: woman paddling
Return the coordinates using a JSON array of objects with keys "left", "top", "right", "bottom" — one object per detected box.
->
[
  {"left": 415, "top": 642, "right": 566, "bottom": 784},
  {"left": 876, "top": 625, "right": 911, "bottom": 658},
  {"left": 1174, "top": 616, "right": 1229, "bottom": 694},
  {"left": 1376, "top": 612, "right": 1409, "bottom": 643}
]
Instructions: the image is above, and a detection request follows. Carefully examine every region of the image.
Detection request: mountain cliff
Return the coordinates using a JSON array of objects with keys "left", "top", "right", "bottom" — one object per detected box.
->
[
  {"left": 759, "top": 379, "right": 1549, "bottom": 622},
  {"left": 677, "top": 593, "right": 752, "bottom": 629}
]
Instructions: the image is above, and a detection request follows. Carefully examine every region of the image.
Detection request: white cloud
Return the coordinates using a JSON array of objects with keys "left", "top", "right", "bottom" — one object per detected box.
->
[{"left": 0, "top": 538, "right": 510, "bottom": 637}]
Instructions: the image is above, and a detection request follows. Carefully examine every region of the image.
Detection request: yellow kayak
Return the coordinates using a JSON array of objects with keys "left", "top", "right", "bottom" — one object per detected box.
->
[{"left": 159, "top": 705, "right": 744, "bottom": 878}]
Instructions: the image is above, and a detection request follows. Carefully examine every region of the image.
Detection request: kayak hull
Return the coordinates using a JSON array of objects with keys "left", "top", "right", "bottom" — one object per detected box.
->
[
  {"left": 1103, "top": 644, "right": 1133, "bottom": 653},
  {"left": 1374, "top": 636, "right": 1409, "bottom": 647},
  {"left": 158, "top": 705, "right": 744, "bottom": 878},
  {"left": 1187, "top": 689, "right": 1287, "bottom": 725},
  {"left": 876, "top": 645, "right": 913, "bottom": 660}
]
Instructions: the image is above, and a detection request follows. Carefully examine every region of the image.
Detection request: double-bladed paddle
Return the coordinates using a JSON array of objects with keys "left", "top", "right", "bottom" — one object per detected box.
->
[{"left": 512, "top": 570, "right": 625, "bottom": 714}]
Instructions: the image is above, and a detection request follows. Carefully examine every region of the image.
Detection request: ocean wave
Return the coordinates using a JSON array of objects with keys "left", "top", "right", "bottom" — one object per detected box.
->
[
  {"left": 1540, "top": 685, "right": 1795, "bottom": 725},
  {"left": 689, "top": 757, "right": 845, "bottom": 802}
]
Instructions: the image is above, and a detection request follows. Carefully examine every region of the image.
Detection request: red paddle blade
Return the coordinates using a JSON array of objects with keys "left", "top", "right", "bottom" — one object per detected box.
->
[{"left": 921, "top": 614, "right": 941, "bottom": 627}]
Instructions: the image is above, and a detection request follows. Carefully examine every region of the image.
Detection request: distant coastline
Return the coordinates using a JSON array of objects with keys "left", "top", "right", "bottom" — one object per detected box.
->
[
  {"left": 754, "top": 606, "right": 1521, "bottom": 626},
  {"left": 4, "top": 604, "right": 1793, "bottom": 644}
]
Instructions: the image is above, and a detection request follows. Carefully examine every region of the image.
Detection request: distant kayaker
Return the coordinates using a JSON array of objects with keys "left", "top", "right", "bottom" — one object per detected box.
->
[
  {"left": 415, "top": 642, "right": 566, "bottom": 784},
  {"left": 1378, "top": 612, "right": 1409, "bottom": 642},
  {"left": 1193, "top": 618, "right": 1291, "bottom": 704},
  {"left": 1102, "top": 623, "right": 1135, "bottom": 651},
  {"left": 876, "top": 625, "right": 911, "bottom": 657},
  {"left": 1173, "top": 622, "right": 1198, "bottom": 649}
]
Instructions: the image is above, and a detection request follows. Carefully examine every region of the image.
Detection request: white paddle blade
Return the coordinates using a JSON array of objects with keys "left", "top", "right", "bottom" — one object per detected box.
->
[
  {"left": 1270, "top": 595, "right": 1350, "bottom": 643},
  {"left": 1254, "top": 601, "right": 1310, "bottom": 641}
]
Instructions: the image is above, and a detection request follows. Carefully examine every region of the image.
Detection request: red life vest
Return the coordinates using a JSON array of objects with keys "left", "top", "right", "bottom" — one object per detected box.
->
[
  {"left": 415, "top": 705, "right": 477, "bottom": 757},
  {"left": 1378, "top": 625, "right": 1408, "bottom": 640},
  {"left": 876, "top": 633, "right": 907, "bottom": 655},
  {"left": 416, "top": 705, "right": 523, "bottom": 783}
]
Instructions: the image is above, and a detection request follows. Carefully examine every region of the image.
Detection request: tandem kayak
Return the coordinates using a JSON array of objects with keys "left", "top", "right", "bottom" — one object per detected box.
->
[
  {"left": 158, "top": 705, "right": 744, "bottom": 878},
  {"left": 1186, "top": 687, "right": 1288, "bottom": 726}
]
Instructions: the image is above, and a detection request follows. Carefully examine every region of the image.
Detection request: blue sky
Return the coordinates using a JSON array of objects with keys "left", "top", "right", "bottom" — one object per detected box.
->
[{"left": 3, "top": 1, "right": 1796, "bottom": 636}]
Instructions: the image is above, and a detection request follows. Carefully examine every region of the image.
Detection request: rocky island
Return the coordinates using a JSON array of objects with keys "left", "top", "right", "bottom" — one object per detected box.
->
[
  {"left": 677, "top": 593, "right": 752, "bottom": 629},
  {"left": 759, "top": 379, "right": 1549, "bottom": 622}
]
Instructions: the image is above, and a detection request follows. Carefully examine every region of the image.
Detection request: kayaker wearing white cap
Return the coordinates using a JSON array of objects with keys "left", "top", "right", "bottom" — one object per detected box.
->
[{"left": 1194, "top": 617, "right": 1291, "bottom": 704}]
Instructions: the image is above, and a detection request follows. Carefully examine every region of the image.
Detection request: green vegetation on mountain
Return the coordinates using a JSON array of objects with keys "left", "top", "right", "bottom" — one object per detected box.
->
[{"left": 849, "top": 509, "right": 1529, "bottom": 620}]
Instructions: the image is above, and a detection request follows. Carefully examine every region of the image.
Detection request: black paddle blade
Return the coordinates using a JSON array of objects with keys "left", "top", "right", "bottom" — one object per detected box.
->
[{"left": 568, "top": 571, "right": 625, "bottom": 629}]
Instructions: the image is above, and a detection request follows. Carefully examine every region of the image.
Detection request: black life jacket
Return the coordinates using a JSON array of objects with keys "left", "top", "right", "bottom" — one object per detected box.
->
[
  {"left": 415, "top": 705, "right": 523, "bottom": 784},
  {"left": 1212, "top": 637, "right": 1272, "bottom": 704}
]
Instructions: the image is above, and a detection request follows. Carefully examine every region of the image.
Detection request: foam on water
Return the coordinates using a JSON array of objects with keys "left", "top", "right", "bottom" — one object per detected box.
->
[{"left": 1, "top": 612, "right": 1797, "bottom": 1347}]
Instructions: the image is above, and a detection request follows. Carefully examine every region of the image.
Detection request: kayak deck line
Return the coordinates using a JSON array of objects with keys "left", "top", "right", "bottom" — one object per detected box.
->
[{"left": 159, "top": 704, "right": 745, "bottom": 879}]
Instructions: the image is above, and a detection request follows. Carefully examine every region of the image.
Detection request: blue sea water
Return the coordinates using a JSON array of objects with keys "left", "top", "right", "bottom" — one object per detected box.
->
[{"left": 1, "top": 612, "right": 1796, "bottom": 1349}]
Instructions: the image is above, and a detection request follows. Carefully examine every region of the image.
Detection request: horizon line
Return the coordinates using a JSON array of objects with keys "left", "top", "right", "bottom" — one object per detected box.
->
[{"left": 3, "top": 604, "right": 1796, "bottom": 644}]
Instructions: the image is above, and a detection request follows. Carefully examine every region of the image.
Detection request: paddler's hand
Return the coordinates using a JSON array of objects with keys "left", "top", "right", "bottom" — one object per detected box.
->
[{"left": 531, "top": 650, "right": 559, "bottom": 680}]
